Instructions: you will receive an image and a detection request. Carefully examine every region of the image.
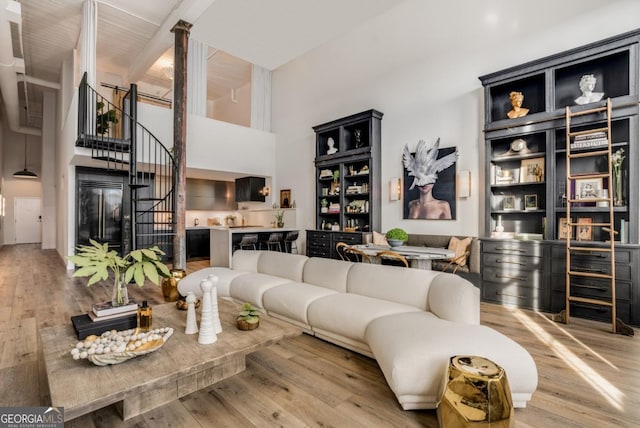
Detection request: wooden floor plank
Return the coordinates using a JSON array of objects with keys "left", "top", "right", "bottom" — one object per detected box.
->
[{"left": 0, "top": 243, "right": 638, "bottom": 427}]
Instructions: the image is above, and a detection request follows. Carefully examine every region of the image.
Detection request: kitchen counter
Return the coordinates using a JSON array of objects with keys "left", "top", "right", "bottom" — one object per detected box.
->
[{"left": 210, "top": 227, "right": 299, "bottom": 267}]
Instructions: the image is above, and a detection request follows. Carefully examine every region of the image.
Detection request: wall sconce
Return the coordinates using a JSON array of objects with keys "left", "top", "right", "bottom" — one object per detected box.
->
[
  {"left": 389, "top": 177, "right": 401, "bottom": 201},
  {"left": 458, "top": 170, "right": 471, "bottom": 198},
  {"left": 258, "top": 186, "right": 270, "bottom": 196}
]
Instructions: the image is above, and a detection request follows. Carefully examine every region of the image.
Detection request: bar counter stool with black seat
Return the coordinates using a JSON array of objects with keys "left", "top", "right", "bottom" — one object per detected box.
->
[
  {"left": 261, "top": 232, "right": 284, "bottom": 252},
  {"left": 233, "top": 234, "right": 258, "bottom": 252},
  {"left": 284, "top": 231, "right": 299, "bottom": 253}
]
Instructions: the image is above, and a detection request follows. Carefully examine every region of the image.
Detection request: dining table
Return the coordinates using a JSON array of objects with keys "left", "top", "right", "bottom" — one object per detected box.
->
[{"left": 347, "top": 244, "right": 455, "bottom": 270}]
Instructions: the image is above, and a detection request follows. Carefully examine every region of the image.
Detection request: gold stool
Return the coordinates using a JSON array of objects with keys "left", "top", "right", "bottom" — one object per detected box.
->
[{"left": 438, "top": 355, "right": 514, "bottom": 428}]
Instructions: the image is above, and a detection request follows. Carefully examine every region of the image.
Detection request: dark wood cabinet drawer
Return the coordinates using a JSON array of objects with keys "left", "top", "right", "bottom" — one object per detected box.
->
[
  {"left": 551, "top": 258, "right": 631, "bottom": 280},
  {"left": 551, "top": 246, "right": 632, "bottom": 264},
  {"left": 482, "top": 281, "right": 549, "bottom": 310},
  {"left": 550, "top": 274, "right": 631, "bottom": 300},
  {"left": 482, "top": 253, "right": 543, "bottom": 271},
  {"left": 331, "top": 232, "right": 362, "bottom": 245},
  {"left": 307, "top": 230, "right": 331, "bottom": 242},
  {"left": 483, "top": 240, "right": 544, "bottom": 257},
  {"left": 482, "top": 266, "right": 544, "bottom": 288},
  {"left": 551, "top": 291, "right": 631, "bottom": 325},
  {"left": 307, "top": 247, "right": 331, "bottom": 258}
]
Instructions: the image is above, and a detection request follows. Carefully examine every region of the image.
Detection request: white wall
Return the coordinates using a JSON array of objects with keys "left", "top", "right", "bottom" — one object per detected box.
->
[
  {"left": 208, "top": 81, "right": 251, "bottom": 127},
  {"left": 41, "top": 91, "right": 57, "bottom": 249},
  {"left": 272, "top": 0, "right": 640, "bottom": 241}
]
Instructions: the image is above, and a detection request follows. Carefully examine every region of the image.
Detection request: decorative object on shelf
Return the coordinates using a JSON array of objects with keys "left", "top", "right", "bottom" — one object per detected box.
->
[
  {"left": 326, "top": 137, "right": 338, "bottom": 154},
  {"left": 68, "top": 240, "right": 170, "bottom": 307},
  {"left": 70, "top": 327, "right": 173, "bottom": 366},
  {"left": 403, "top": 139, "right": 458, "bottom": 220},
  {"left": 319, "top": 169, "right": 333, "bottom": 178},
  {"left": 280, "top": 189, "right": 291, "bottom": 208},
  {"left": 597, "top": 189, "right": 610, "bottom": 208},
  {"left": 520, "top": 157, "right": 544, "bottom": 183},
  {"left": 495, "top": 215, "right": 504, "bottom": 233},
  {"left": 506, "top": 91, "right": 529, "bottom": 119},
  {"left": 237, "top": 302, "right": 260, "bottom": 330},
  {"left": 500, "top": 138, "right": 531, "bottom": 157},
  {"left": 354, "top": 129, "right": 363, "bottom": 148},
  {"left": 524, "top": 194, "right": 538, "bottom": 210},
  {"left": 611, "top": 148, "right": 625, "bottom": 206},
  {"left": 577, "top": 217, "right": 593, "bottom": 241},
  {"left": 320, "top": 198, "right": 328, "bottom": 213},
  {"left": 385, "top": 228, "right": 408, "bottom": 247},
  {"left": 274, "top": 211, "right": 285, "bottom": 228},
  {"left": 502, "top": 195, "right": 516, "bottom": 211},
  {"left": 558, "top": 217, "right": 571, "bottom": 240},
  {"left": 185, "top": 292, "right": 198, "bottom": 335},
  {"left": 494, "top": 166, "right": 519, "bottom": 185},
  {"left": 137, "top": 300, "right": 152, "bottom": 332},
  {"left": 198, "top": 278, "right": 217, "bottom": 344},
  {"left": 574, "top": 177, "right": 602, "bottom": 200},
  {"left": 225, "top": 214, "right": 236, "bottom": 227},
  {"left": 162, "top": 269, "right": 186, "bottom": 302},
  {"left": 574, "top": 74, "right": 604, "bottom": 105}
]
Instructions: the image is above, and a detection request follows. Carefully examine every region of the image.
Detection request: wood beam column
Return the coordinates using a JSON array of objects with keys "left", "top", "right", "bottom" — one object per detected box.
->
[{"left": 171, "top": 20, "right": 193, "bottom": 270}]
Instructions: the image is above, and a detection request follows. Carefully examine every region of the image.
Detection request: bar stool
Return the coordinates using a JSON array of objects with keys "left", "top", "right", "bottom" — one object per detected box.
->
[
  {"left": 284, "top": 231, "right": 299, "bottom": 253},
  {"left": 261, "top": 233, "right": 284, "bottom": 252},
  {"left": 233, "top": 234, "right": 258, "bottom": 252}
]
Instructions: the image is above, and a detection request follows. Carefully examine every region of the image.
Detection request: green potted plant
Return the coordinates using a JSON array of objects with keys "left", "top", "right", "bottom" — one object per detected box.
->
[
  {"left": 68, "top": 239, "right": 171, "bottom": 306},
  {"left": 386, "top": 228, "right": 408, "bottom": 247},
  {"left": 236, "top": 302, "right": 260, "bottom": 330},
  {"left": 96, "top": 101, "right": 118, "bottom": 135},
  {"left": 274, "top": 210, "right": 285, "bottom": 228}
]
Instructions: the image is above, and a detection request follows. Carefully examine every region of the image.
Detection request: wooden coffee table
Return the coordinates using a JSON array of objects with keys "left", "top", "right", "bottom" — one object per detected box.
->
[{"left": 40, "top": 299, "right": 301, "bottom": 421}]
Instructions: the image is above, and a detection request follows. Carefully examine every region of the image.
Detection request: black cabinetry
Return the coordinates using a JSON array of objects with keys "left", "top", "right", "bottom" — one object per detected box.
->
[
  {"left": 306, "top": 230, "right": 365, "bottom": 260},
  {"left": 235, "top": 176, "right": 266, "bottom": 202},
  {"left": 479, "top": 30, "right": 640, "bottom": 325},
  {"left": 186, "top": 229, "right": 210, "bottom": 260}
]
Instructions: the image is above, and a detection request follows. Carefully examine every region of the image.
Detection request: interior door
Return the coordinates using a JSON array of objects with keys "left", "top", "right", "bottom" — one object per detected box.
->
[{"left": 14, "top": 197, "right": 42, "bottom": 244}]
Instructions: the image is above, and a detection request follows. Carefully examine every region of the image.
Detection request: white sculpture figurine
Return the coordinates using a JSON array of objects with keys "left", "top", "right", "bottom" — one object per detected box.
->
[
  {"left": 575, "top": 74, "right": 604, "bottom": 105},
  {"left": 185, "top": 292, "right": 199, "bottom": 335},
  {"left": 207, "top": 274, "right": 223, "bottom": 334},
  {"left": 326, "top": 137, "right": 338, "bottom": 154},
  {"left": 198, "top": 278, "right": 217, "bottom": 344}
]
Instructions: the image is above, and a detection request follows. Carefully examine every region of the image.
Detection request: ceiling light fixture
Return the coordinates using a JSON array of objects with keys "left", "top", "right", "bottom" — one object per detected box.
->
[{"left": 13, "top": 135, "right": 37, "bottom": 179}]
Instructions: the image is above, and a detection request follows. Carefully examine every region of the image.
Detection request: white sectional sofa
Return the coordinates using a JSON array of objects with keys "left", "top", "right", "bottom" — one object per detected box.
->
[{"left": 178, "top": 250, "right": 538, "bottom": 410}]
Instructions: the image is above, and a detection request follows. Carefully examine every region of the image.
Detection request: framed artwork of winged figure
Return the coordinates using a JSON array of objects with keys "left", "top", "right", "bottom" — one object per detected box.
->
[{"left": 402, "top": 138, "right": 458, "bottom": 220}]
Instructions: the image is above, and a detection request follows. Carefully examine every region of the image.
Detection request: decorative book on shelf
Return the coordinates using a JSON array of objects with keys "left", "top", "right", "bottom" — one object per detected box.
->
[
  {"left": 71, "top": 313, "right": 138, "bottom": 340},
  {"left": 92, "top": 299, "right": 138, "bottom": 317}
]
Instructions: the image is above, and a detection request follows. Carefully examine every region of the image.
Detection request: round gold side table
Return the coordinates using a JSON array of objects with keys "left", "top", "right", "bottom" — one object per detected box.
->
[{"left": 438, "top": 355, "right": 514, "bottom": 428}]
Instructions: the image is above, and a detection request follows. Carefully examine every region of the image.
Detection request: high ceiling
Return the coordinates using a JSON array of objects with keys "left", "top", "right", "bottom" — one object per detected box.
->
[{"left": 9, "top": 0, "right": 404, "bottom": 128}]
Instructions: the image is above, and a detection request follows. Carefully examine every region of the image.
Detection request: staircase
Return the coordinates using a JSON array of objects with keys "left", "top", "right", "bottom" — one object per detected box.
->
[{"left": 76, "top": 73, "right": 176, "bottom": 260}]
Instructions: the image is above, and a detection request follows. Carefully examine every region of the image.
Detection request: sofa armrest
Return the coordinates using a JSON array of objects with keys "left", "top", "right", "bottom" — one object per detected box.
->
[{"left": 427, "top": 273, "right": 480, "bottom": 325}]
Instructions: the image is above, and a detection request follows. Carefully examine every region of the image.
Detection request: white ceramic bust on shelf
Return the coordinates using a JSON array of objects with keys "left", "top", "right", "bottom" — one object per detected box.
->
[
  {"left": 574, "top": 74, "right": 604, "bottom": 105},
  {"left": 326, "top": 138, "right": 338, "bottom": 154}
]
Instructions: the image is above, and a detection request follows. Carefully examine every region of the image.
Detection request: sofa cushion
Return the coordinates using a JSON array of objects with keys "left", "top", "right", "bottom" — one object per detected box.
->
[
  {"left": 365, "top": 312, "right": 538, "bottom": 410},
  {"left": 347, "top": 263, "right": 441, "bottom": 311},
  {"left": 229, "top": 273, "right": 293, "bottom": 309},
  {"left": 263, "top": 282, "right": 338, "bottom": 326},
  {"left": 307, "top": 293, "right": 421, "bottom": 343},
  {"left": 448, "top": 236, "right": 471, "bottom": 267},
  {"left": 257, "top": 251, "right": 308, "bottom": 282},
  {"left": 303, "top": 257, "right": 353, "bottom": 293},
  {"left": 232, "top": 250, "right": 263, "bottom": 272},
  {"left": 177, "top": 267, "right": 248, "bottom": 297}
]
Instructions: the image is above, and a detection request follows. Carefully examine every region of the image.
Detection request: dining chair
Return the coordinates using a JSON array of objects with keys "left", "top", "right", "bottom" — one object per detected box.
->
[
  {"left": 335, "top": 242, "right": 349, "bottom": 261},
  {"left": 376, "top": 250, "right": 409, "bottom": 268},
  {"left": 343, "top": 247, "right": 371, "bottom": 263},
  {"left": 439, "top": 250, "right": 471, "bottom": 274}
]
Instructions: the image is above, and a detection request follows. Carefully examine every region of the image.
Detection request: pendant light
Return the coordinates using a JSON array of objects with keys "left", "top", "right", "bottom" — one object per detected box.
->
[{"left": 13, "top": 135, "right": 38, "bottom": 179}]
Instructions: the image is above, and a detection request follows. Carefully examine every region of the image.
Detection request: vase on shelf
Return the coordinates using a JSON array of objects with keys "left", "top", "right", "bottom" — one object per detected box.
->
[
  {"left": 111, "top": 273, "right": 129, "bottom": 307},
  {"left": 613, "top": 168, "right": 623, "bottom": 206},
  {"left": 495, "top": 215, "right": 504, "bottom": 233}
]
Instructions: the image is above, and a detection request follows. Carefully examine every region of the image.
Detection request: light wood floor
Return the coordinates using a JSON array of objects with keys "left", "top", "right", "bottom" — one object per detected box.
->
[{"left": 1, "top": 244, "right": 638, "bottom": 427}]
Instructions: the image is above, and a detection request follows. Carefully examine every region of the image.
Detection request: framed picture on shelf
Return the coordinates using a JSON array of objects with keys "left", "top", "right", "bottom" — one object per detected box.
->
[
  {"left": 524, "top": 194, "right": 538, "bottom": 210},
  {"left": 575, "top": 177, "right": 602, "bottom": 200},
  {"left": 280, "top": 189, "right": 291, "bottom": 208},
  {"left": 494, "top": 166, "right": 520, "bottom": 185},
  {"left": 520, "top": 157, "right": 545, "bottom": 183},
  {"left": 502, "top": 195, "right": 516, "bottom": 211},
  {"left": 558, "top": 217, "right": 571, "bottom": 239},
  {"left": 577, "top": 217, "right": 593, "bottom": 241}
]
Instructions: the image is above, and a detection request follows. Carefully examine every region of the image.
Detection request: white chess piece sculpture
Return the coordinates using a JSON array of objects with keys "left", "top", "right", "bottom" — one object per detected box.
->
[
  {"left": 185, "top": 292, "right": 199, "bottom": 335},
  {"left": 207, "top": 274, "right": 223, "bottom": 334},
  {"left": 198, "top": 278, "right": 217, "bottom": 344}
]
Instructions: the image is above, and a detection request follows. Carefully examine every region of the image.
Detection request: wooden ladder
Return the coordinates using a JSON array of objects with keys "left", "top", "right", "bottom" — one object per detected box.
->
[{"left": 559, "top": 99, "right": 625, "bottom": 334}]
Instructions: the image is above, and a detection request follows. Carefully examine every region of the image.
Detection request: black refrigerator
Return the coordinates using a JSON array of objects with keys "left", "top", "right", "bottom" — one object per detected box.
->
[{"left": 77, "top": 180, "right": 124, "bottom": 253}]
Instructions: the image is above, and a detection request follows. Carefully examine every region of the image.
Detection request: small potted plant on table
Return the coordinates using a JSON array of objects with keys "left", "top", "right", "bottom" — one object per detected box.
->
[
  {"left": 385, "top": 228, "right": 408, "bottom": 248},
  {"left": 236, "top": 303, "right": 260, "bottom": 330}
]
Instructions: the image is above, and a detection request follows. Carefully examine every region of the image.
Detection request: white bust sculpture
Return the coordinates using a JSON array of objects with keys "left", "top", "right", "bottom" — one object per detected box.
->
[
  {"left": 575, "top": 74, "right": 604, "bottom": 105},
  {"left": 326, "top": 137, "right": 337, "bottom": 155}
]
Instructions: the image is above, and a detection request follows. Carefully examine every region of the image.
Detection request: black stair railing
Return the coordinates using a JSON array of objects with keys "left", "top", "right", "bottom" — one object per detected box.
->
[{"left": 77, "top": 73, "right": 176, "bottom": 260}]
